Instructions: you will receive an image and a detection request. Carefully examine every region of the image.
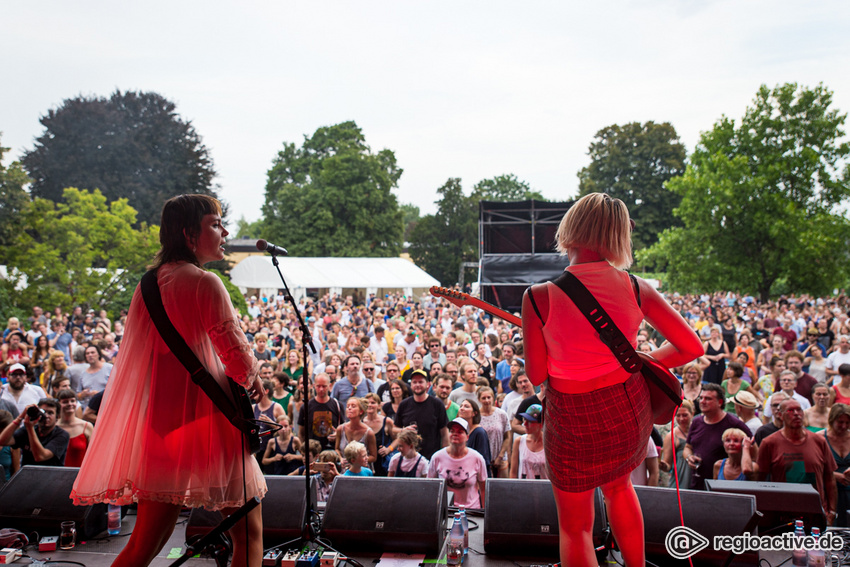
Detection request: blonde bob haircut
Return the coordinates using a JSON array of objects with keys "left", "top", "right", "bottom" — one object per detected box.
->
[{"left": 555, "top": 192, "right": 633, "bottom": 269}]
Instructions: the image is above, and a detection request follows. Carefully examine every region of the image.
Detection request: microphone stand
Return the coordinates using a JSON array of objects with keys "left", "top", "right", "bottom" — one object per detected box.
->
[{"left": 262, "top": 249, "right": 354, "bottom": 563}]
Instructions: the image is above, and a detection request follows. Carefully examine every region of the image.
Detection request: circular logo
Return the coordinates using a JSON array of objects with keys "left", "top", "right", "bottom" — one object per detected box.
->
[{"left": 665, "top": 526, "right": 710, "bottom": 560}]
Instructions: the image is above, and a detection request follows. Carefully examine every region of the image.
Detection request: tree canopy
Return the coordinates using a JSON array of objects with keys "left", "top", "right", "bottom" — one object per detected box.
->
[
  {"left": 639, "top": 83, "right": 850, "bottom": 301},
  {"left": 577, "top": 121, "right": 686, "bottom": 250},
  {"left": 0, "top": 134, "right": 30, "bottom": 257},
  {"left": 22, "top": 90, "right": 219, "bottom": 225},
  {"left": 407, "top": 173, "right": 538, "bottom": 285},
  {"left": 472, "top": 174, "right": 544, "bottom": 202},
  {"left": 3, "top": 188, "right": 160, "bottom": 313},
  {"left": 408, "top": 178, "right": 478, "bottom": 286},
  {"left": 261, "top": 121, "right": 404, "bottom": 257}
]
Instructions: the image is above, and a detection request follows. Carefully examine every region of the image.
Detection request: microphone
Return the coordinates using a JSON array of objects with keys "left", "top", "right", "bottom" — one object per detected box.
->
[{"left": 256, "top": 239, "right": 288, "bottom": 256}]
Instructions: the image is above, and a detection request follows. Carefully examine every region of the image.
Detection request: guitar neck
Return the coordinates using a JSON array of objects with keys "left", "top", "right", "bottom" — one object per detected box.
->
[
  {"left": 430, "top": 287, "right": 522, "bottom": 327},
  {"left": 465, "top": 298, "right": 521, "bottom": 327}
]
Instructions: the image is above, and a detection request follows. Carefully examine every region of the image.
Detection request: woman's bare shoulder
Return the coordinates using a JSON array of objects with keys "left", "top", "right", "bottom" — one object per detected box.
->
[{"left": 524, "top": 283, "right": 550, "bottom": 316}]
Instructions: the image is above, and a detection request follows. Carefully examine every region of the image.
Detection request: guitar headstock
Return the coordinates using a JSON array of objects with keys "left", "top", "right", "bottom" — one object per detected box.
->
[{"left": 430, "top": 286, "right": 471, "bottom": 309}]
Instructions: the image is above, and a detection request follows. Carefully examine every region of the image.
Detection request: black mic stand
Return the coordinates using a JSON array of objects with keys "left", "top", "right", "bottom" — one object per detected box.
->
[
  {"left": 172, "top": 497, "right": 261, "bottom": 567},
  {"left": 261, "top": 249, "right": 356, "bottom": 564}
]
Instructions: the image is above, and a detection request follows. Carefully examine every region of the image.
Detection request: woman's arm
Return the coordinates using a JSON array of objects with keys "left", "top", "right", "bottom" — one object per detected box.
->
[
  {"left": 273, "top": 402, "right": 285, "bottom": 423},
  {"left": 509, "top": 436, "right": 521, "bottom": 479},
  {"left": 742, "top": 437, "right": 758, "bottom": 477},
  {"left": 199, "top": 273, "right": 262, "bottom": 398},
  {"left": 499, "top": 427, "right": 512, "bottom": 463},
  {"left": 385, "top": 417, "right": 397, "bottom": 440},
  {"left": 262, "top": 438, "right": 278, "bottom": 466},
  {"left": 365, "top": 429, "right": 378, "bottom": 464},
  {"left": 646, "top": 456, "right": 660, "bottom": 486},
  {"left": 334, "top": 425, "right": 344, "bottom": 459},
  {"left": 659, "top": 432, "right": 674, "bottom": 473},
  {"left": 522, "top": 284, "right": 549, "bottom": 387}
]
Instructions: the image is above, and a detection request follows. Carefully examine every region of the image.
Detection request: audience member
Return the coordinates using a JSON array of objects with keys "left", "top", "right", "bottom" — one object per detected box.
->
[{"left": 757, "top": 399, "right": 837, "bottom": 525}]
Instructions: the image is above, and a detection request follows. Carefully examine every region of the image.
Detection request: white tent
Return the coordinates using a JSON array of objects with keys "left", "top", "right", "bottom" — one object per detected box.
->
[{"left": 229, "top": 256, "right": 441, "bottom": 302}]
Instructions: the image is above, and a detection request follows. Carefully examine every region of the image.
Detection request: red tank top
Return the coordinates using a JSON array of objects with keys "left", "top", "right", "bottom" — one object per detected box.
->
[
  {"left": 64, "top": 433, "right": 88, "bottom": 468},
  {"left": 833, "top": 385, "right": 850, "bottom": 405},
  {"left": 541, "top": 262, "right": 643, "bottom": 391}
]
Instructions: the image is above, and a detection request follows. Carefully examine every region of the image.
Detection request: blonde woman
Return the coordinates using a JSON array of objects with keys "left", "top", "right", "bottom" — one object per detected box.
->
[{"left": 522, "top": 193, "right": 702, "bottom": 567}]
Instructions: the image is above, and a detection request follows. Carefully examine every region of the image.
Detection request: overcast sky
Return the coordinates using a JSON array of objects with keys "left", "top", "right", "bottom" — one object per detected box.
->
[{"left": 2, "top": 1, "right": 849, "bottom": 226}]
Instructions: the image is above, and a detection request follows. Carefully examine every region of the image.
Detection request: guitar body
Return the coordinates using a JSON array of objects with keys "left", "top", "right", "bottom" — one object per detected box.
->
[
  {"left": 429, "top": 286, "right": 683, "bottom": 425},
  {"left": 637, "top": 353, "right": 684, "bottom": 425}
]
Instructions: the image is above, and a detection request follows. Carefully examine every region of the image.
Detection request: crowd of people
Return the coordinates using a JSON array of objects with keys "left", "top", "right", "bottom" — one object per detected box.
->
[{"left": 2, "top": 286, "right": 850, "bottom": 520}]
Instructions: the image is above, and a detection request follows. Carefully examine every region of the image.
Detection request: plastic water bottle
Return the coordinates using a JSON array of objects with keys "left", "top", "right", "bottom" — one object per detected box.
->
[
  {"left": 460, "top": 509, "right": 469, "bottom": 556},
  {"left": 792, "top": 520, "right": 807, "bottom": 566},
  {"left": 807, "top": 527, "right": 825, "bottom": 567},
  {"left": 107, "top": 504, "right": 121, "bottom": 535},
  {"left": 447, "top": 512, "right": 464, "bottom": 565}
]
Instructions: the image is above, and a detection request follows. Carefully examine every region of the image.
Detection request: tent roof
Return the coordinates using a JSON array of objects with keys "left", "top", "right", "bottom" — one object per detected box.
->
[{"left": 229, "top": 256, "right": 440, "bottom": 290}]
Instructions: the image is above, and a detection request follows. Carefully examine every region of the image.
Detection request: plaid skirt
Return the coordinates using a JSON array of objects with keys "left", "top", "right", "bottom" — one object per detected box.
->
[{"left": 543, "top": 372, "right": 652, "bottom": 492}]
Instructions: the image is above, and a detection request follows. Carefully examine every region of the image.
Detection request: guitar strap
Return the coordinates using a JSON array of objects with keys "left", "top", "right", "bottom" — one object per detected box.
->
[
  {"left": 527, "top": 288, "right": 544, "bottom": 323},
  {"left": 551, "top": 272, "right": 681, "bottom": 405},
  {"left": 139, "top": 269, "right": 250, "bottom": 435}
]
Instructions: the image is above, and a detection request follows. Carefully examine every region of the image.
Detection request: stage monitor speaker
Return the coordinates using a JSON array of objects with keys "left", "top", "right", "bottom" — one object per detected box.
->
[
  {"left": 483, "top": 479, "right": 607, "bottom": 557},
  {"left": 321, "top": 477, "right": 447, "bottom": 554},
  {"left": 705, "top": 479, "right": 826, "bottom": 534},
  {"left": 186, "top": 475, "right": 309, "bottom": 547},
  {"left": 0, "top": 465, "right": 107, "bottom": 539},
  {"left": 636, "top": 486, "right": 759, "bottom": 566}
]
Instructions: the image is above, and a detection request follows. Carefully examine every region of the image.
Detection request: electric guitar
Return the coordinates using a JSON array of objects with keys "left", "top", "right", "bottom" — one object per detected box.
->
[{"left": 429, "top": 286, "right": 683, "bottom": 424}]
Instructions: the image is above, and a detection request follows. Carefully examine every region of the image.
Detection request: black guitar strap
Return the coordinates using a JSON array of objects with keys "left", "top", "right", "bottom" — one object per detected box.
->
[
  {"left": 527, "top": 287, "right": 544, "bottom": 323},
  {"left": 139, "top": 269, "right": 254, "bottom": 437},
  {"left": 551, "top": 271, "right": 680, "bottom": 405}
]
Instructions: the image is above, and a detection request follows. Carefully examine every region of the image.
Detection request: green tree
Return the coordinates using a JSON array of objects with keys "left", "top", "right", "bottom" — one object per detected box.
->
[
  {"left": 0, "top": 134, "right": 31, "bottom": 258},
  {"left": 577, "top": 122, "right": 686, "bottom": 250},
  {"left": 261, "top": 121, "right": 404, "bottom": 256},
  {"left": 22, "top": 90, "right": 219, "bottom": 225},
  {"left": 408, "top": 178, "right": 478, "bottom": 285},
  {"left": 4, "top": 188, "right": 160, "bottom": 312},
  {"left": 400, "top": 203, "right": 420, "bottom": 242},
  {"left": 235, "top": 216, "right": 263, "bottom": 239},
  {"left": 472, "top": 174, "right": 544, "bottom": 202},
  {"left": 639, "top": 83, "right": 850, "bottom": 301}
]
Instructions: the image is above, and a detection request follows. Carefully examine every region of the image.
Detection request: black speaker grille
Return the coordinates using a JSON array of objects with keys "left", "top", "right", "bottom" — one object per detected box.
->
[
  {"left": 0, "top": 465, "right": 107, "bottom": 539},
  {"left": 321, "top": 477, "right": 447, "bottom": 553}
]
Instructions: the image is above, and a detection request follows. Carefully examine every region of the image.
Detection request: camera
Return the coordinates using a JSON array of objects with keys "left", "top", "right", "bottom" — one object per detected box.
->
[{"left": 26, "top": 406, "right": 45, "bottom": 422}]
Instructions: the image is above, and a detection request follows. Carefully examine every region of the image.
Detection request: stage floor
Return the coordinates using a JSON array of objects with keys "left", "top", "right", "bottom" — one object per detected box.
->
[{"left": 17, "top": 507, "right": 823, "bottom": 567}]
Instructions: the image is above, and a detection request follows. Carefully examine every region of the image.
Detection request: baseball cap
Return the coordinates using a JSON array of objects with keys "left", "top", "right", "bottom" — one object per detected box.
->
[
  {"left": 518, "top": 404, "right": 543, "bottom": 423},
  {"left": 449, "top": 417, "right": 469, "bottom": 434},
  {"left": 409, "top": 369, "right": 428, "bottom": 381},
  {"left": 8, "top": 363, "right": 26, "bottom": 375}
]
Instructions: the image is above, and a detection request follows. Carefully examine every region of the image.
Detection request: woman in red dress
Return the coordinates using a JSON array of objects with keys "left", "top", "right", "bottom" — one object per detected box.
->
[
  {"left": 523, "top": 193, "right": 702, "bottom": 567},
  {"left": 71, "top": 195, "right": 266, "bottom": 567}
]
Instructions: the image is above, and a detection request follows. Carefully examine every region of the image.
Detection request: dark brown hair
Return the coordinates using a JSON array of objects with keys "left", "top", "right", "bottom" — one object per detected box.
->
[{"left": 151, "top": 194, "right": 222, "bottom": 269}]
